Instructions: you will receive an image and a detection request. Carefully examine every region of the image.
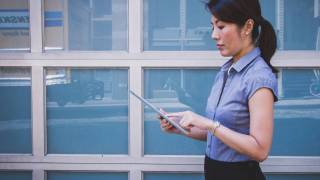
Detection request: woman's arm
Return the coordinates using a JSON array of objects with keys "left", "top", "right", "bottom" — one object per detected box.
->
[
  {"left": 214, "top": 88, "right": 274, "bottom": 162},
  {"left": 175, "top": 88, "right": 274, "bottom": 162},
  {"left": 186, "top": 127, "right": 208, "bottom": 141}
]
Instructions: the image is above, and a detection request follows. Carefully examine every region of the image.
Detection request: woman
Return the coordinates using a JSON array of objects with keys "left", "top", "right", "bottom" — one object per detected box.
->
[{"left": 160, "top": 0, "right": 278, "bottom": 179}]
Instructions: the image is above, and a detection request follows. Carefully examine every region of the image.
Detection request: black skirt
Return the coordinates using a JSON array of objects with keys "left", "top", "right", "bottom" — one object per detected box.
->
[{"left": 204, "top": 156, "right": 266, "bottom": 180}]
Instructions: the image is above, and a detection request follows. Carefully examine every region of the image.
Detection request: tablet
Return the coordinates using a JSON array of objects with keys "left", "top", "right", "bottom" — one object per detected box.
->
[{"left": 129, "top": 90, "right": 189, "bottom": 135}]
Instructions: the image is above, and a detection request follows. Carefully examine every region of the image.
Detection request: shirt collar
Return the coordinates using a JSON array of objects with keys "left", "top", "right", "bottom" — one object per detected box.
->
[{"left": 221, "top": 47, "right": 261, "bottom": 73}]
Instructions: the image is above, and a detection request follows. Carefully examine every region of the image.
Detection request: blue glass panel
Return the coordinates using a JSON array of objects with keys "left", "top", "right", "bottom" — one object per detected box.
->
[
  {"left": 93, "top": 0, "right": 112, "bottom": 17},
  {"left": 0, "top": 171, "right": 32, "bottom": 180},
  {"left": 260, "top": 0, "right": 276, "bottom": 28},
  {"left": 267, "top": 174, "right": 320, "bottom": 180},
  {"left": 144, "top": 0, "right": 214, "bottom": 51},
  {"left": 46, "top": 68, "right": 128, "bottom": 154},
  {"left": 145, "top": 0, "right": 319, "bottom": 51},
  {"left": 144, "top": 69, "right": 217, "bottom": 155},
  {"left": 284, "top": 0, "right": 319, "bottom": 50},
  {"left": 144, "top": 173, "right": 204, "bottom": 180},
  {"left": 92, "top": 21, "right": 112, "bottom": 50},
  {"left": 271, "top": 69, "right": 320, "bottom": 156},
  {"left": 0, "top": 1, "right": 30, "bottom": 51},
  {"left": 184, "top": 0, "right": 215, "bottom": 50},
  {"left": 48, "top": 172, "right": 128, "bottom": 180},
  {"left": 44, "top": 0, "right": 127, "bottom": 51},
  {"left": 145, "top": 173, "right": 320, "bottom": 180},
  {"left": 0, "top": 67, "right": 31, "bottom": 153}
]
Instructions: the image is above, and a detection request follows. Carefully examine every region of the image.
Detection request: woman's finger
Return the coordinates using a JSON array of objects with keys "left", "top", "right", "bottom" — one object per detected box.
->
[
  {"left": 166, "top": 112, "right": 183, "bottom": 117},
  {"left": 160, "top": 119, "right": 168, "bottom": 124},
  {"left": 158, "top": 115, "right": 164, "bottom": 120}
]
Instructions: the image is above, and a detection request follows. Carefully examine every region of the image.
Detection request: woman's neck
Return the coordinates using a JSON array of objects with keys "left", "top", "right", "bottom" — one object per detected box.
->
[{"left": 232, "top": 44, "right": 255, "bottom": 63}]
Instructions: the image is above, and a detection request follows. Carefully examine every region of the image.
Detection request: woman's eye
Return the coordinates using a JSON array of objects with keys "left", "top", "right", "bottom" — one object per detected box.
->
[{"left": 218, "top": 26, "right": 224, "bottom": 29}]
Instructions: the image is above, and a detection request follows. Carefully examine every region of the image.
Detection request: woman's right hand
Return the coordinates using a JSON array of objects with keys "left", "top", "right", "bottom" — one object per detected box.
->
[{"left": 158, "top": 109, "right": 181, "bottom": 134}]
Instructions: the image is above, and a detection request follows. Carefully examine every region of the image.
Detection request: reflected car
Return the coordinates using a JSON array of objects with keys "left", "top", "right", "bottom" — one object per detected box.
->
[{"left": 47, "top": 80, "right": 104, "bottom": 106}]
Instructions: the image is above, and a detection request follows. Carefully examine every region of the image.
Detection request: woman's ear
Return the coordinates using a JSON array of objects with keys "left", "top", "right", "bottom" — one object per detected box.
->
[{"left": 242, "top": 19, "right": 254, "bottom": 37}]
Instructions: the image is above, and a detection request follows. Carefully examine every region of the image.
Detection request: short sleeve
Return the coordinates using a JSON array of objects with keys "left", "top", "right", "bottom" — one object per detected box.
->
[{"left": 245, "top": 72, "right": 278, "bottom": 102}]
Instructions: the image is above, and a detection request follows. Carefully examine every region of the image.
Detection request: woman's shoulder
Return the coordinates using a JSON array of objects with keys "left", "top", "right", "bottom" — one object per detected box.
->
[
  {"left": 243, "top": 57, "right": 278, "bottom": 101},
  {"left": 245, "top": 56, "right": 276, "bottom": 80}
]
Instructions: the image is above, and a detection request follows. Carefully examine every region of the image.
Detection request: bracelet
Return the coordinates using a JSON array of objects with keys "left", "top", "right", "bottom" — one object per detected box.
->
[{"left": 211, "top": 121, "right": 221, "bottom": 135}]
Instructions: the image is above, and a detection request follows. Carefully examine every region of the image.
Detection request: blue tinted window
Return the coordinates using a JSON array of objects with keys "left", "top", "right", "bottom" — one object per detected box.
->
[
  {"left": 144, "top": 0, "right": 214, "bottom": 51},
  {"left": 0, "top": 0, "right": 30, "bottom": 51},
  {"left": 284, "top": 0, "right": 319, "bottom": 50},
  {"left": 0, "top": 67, "right": 31, "bottom": 153},
  {"left": 46, "top": 68, "right": 128, "bottom": 154},
  {"left": 144, "top": 0, "right": 320, "bottom": 51},
  {"left": 0, "top": 171, "right": 32, "bottom": 180},
  {"left": 261, "top": 0, "right": 319, "bottom": 50},
  {"left": 144, "top": 69, "right": 217, "bottom": 155},
  {"left": 260, "top": 0, "right": 276, "bottom": 27},
  {"left": 48, "top": 172, "right": 128, "bottom": 180},
  {"left": 144, "top": 173, "right": 204, "bottom": 180},
  {"left": 267, "top": 174, "right": 320, "bottom": 180},
  {"left": 271, "top": 69, "right": 320, "bottom": 156},
  {"left": 44, "top": 0, "right": 127, "bottom": 51}
]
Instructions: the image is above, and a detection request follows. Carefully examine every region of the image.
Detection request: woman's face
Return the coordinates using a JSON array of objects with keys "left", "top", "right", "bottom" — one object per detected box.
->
[{"left": 211, "top": 16, "right": 248, "bottom": 59}]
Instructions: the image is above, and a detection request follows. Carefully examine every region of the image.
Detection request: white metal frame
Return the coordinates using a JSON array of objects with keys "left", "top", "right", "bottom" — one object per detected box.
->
[{"left": 0, "top": 0, "right": 320, "bottom": 180}]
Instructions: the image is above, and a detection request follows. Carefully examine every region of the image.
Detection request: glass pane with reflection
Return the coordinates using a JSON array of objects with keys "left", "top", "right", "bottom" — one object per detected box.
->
[
  {"left": 144, "top": 0, "right": 214, "bottom": 51},
  {"left": 44, "top": 0, "right": 128, "bottom": 51},
  {"left": 0, "top": 171, "right": 32, "bottom": 180},
  {"left": 46, "top": 68, "right": 128, "bottom": 154},
  {"left": 47, "top": 172, "right": 128, "bottom": 180},
  {"left": 144, "top": 0, "right": 320, "bottom": 51},
  {"left": 144, "top": 68, "right": 217, "bottom": 155},
  {"left": 0, "top": 0, "right": 30, "bottom": 51},
  {"left": 267, "top": 174, "right": 320, "bottom": 180},
  {"left": 283, "top": 0, "right": 320, "bottom": 50},
  {"left": 144, "top": 173, "right": 204, "bottom": 180},
  {"left": 0, "top": 67, "right": 31, "bottom": 153},
  {"left": 272, "top": 69, "right": 320, "bottom": 156}
]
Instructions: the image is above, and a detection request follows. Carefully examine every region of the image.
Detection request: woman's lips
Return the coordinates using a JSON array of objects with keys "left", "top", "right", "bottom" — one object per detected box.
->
[{"left": 216, "top": 44, "right": 224, "bottom": 50}]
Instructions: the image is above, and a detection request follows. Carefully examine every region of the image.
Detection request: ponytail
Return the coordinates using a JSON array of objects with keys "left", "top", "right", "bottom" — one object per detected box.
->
[{"left": 257, "top": 17, "right": 278, "bottom": 73}]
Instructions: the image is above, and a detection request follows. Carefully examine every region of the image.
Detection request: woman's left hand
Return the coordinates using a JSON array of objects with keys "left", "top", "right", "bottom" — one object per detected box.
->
[{"left": 167, "top": 111, "right": 212, "bottom": 131}]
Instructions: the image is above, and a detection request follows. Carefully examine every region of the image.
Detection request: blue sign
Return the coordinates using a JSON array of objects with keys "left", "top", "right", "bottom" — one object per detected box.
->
[
  {"left": 0, "top": 10, "right": 29, "bottom": 29},
  {"left": 0, "top": 10, "right": 63, "bottom": 29},
  {"left": 45, "top": 11, "right": 63, "bottom": 27}
]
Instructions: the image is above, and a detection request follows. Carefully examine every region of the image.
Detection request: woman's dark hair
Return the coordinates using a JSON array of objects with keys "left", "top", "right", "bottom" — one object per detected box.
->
[{"left": 206, "top": 0, "right": 278, "bottom": 73}]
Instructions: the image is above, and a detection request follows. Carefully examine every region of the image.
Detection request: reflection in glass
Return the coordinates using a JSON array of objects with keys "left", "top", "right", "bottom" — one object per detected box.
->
[
  {"left": 283, "top": 0, "right": 320, "bottom": 50},
  {"left": 46, "top": 68, "right": 128, "bottom": 154},
  {"left": 260, "top": 0, "right": 276, "bottom": 27},
  {"left": 0, "top": 171, "right": 32, "bottom": 180},
  {"left": 267, "top": 174, "right": 320, "bottom": 180},
  {"left": 272, "top": 69, "right": 320, "bottom": 156},
  {"left": 144, "top": 0, "right": 215, "bottom": 51},
  {"left": 44, "top": 0, "right": 127, "bottom": 51},
  {"left": 144, "top": 69, "right": 217, "bottom": 155},
  {"left": 0, "top": 67, "right": 31, "bottom": 153},
  {"left": 144, "top": 0, "right": 320, "bottom": 51},
  {"left": 0, "top": 0, "right": 30, "bottom": 51},
  {"left": 143, "top": 0, "right": 276, "bottom": 51},
  {"left": 262, "top": 0, "right": 320, "bottom": 50},
  {"left": 144, "top": 173, "right": 203, "bottom": 180},
  {"left": 47, "top": 172, "right": 128, "bottom": 180}
]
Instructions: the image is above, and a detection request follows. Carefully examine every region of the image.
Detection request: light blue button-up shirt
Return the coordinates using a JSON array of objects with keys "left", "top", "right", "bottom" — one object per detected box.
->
[{"left": 205, "top": 47, "right": 278, "bottom": 162}]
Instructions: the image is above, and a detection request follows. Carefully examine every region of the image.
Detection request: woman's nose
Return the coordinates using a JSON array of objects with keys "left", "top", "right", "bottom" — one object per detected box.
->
[{"left": 211, "top": 28, "right": 219, "bottom": 41}]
